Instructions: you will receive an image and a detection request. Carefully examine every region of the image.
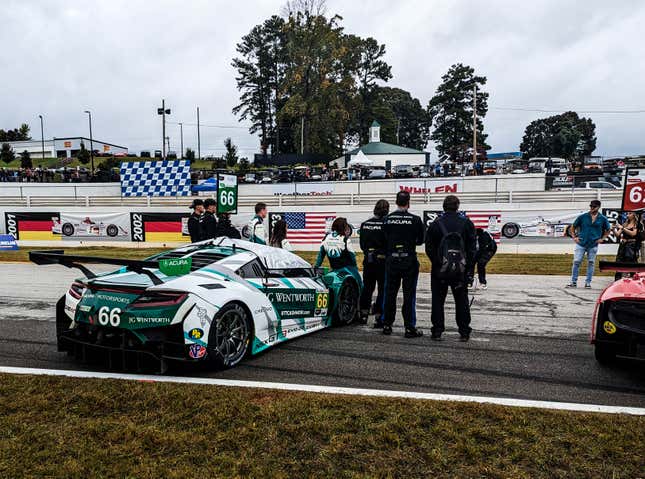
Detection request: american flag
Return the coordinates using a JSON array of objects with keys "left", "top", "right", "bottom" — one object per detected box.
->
[
  {"left": 466, "top": 211, "right": 502, "bottom": 243},
  {"left": 284, "top": 212, "right": 334, "bottom": 244}
]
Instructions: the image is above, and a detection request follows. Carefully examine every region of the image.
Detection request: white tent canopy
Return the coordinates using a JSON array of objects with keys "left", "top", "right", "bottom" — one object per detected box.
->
[{"left": 348, "top": 150, "right": 373, "bottom": 167}]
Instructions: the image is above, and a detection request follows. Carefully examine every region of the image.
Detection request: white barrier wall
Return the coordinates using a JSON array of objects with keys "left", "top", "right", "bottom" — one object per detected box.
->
[{"left": 0, "top": 174, "right": 546, "bottom": 198}]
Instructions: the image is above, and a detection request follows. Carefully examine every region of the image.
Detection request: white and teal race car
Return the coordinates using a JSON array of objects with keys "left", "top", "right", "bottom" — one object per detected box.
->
[{"left": 30, "top": 238, "right": 362, "bottom": 373}]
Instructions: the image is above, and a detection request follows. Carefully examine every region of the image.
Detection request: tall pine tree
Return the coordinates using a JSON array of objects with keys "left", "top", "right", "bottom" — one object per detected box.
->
[{"left": 427, "top": 63, "right": 489, "bottom": 162}]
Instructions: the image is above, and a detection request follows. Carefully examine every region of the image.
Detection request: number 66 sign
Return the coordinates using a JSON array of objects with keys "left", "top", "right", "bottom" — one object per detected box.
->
[
  {"left": 622, "top": 168, "right": 645, "bottom": 212},
  {"left": 217, "top": 174, "right": 238, "bottom": 214}
]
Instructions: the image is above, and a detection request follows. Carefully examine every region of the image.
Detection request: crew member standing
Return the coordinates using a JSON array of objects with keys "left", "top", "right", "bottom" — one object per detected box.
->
[
  {"left": 215, "top": 213, "right": 241, "bottom": 239},
  {"left": 202, "top": 198, "right": 218, "bottom": 240},
  {"left": 425, "top": 195, "right": 476, "bottom": 341},
  {"left": 359, "top": 199, "right": 389, "bottom": 326},
  {"left": 187, "top": 199, "right": 205, "bottom": 243},
  {"left": 248, "top": 202, "right": 268, "bottom": 244},
  {"left": 381, "top": 191, "right": 425, "bottom": 337}
]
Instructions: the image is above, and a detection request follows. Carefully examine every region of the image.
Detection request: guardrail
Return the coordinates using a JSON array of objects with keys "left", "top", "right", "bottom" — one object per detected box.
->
[{"left": 0, "top": 190, "right": 622, "bottom": 208}]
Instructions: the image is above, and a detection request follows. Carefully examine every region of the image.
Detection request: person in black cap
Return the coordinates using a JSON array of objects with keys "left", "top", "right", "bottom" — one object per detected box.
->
[
  {"left": 188, "top": 198, "right": 204, "bottom": 243},
  {"left": 381, "top": 190, "right": 425, "bottom": 337},
  {"left": 425, "top": 195, "right": 476, "bottom": 341},
  {"left": 359, "top": 199, "right": 389, "bottom": 326},
  {"left": 202, "top": 198, "right": 218, "bottom": 240}
]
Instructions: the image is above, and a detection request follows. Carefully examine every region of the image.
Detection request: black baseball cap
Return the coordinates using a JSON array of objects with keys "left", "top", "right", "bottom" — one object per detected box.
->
[
  {"left": 590, "top": 200, "right": 601, "bottom": 208},
  {"left": 189, "top": 199, "right": 204, "bottom": 209},
  {"left": 204, "top": 198, "right": 216, "bottom": 208}
]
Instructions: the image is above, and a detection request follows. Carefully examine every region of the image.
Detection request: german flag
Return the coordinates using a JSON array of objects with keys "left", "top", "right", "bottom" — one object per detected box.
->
[
  {"left": 140, "top": 213, "right": 190, "bottom": 243},
  {"left": 7, "top": 212, "right": 61, "bottom": 241}
]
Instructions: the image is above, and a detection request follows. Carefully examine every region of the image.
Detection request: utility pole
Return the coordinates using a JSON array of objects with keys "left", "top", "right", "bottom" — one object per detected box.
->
[
  {"left": 38, "top": 114, "right": 45, "bottom": 165},
  {"left": 157, "top": 99, "right": 171, "bottom": 159},
  {"left": 472, "top": 85, "right": 477, "bottom": 168},
  {"left": 84, "top": 110, "right": 94, "bottom": 174},
  {"left": 197, "top": 107, "right": 201, "bottom": 160},
  {"left": 179, "top": 122, "right": 184, "bottom": 159},
  {"left": 396, "top": 117, "right": 401, "bottom": 145},
  {"left": 300, "top": 116, "right": 304, "bottom": 155}
]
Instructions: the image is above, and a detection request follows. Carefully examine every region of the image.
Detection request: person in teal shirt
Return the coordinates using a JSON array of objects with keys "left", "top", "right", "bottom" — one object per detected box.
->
[
  {"left": 315, "top": 217, "right": 357, "bottom": 271},
  {"left": 567, "top": 200, "right": 611, "bottom": 288}
]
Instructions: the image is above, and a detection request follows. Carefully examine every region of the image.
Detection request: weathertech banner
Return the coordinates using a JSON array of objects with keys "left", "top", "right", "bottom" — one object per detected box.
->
[
  {"left": 53, "top": 212, "right": 131, "bottom": 241},
  {"left": 4, "top": 212, "right": 60, "bottom": 240},
  {"left": 130, "top": 212, "right": 191, "bottom": 242}
]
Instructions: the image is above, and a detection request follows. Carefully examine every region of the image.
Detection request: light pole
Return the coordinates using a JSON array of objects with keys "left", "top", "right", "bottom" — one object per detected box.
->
[
  {"left": 38, "top": 115, "right": 45, "bottom": 165},
  {"left": 196, "top": 106, "right": 201, "bottom": 160},
  {"left": 157, "top": 100, "right": 171, "bottom": 159},
  {"left": 179, "top": 122, "right": 184, "bottom": 159},
  {"left": 84, "top": 110, "right": 94, "bottom": 174}
]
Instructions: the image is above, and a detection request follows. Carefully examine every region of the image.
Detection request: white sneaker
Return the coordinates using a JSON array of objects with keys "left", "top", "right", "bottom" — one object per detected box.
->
[{"left": 480, "top": 283, "right": 488, "bottom": 290}]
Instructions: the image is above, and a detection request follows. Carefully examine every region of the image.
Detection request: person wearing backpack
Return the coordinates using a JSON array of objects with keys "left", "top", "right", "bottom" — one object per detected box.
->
[
  {"left": 425, "top": 195, "right": 477, "bottom": 341},
  {"left": 381, "top": 191, "right": 425, "bottom": 338}
]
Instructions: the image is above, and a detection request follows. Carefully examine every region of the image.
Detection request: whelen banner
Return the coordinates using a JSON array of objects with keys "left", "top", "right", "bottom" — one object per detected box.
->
[
  {"left": 622, "top": 168, "right": 645, "bottom": 211},
  {"left": 398, "top": 179, "right": 463, "bottom": 194}
]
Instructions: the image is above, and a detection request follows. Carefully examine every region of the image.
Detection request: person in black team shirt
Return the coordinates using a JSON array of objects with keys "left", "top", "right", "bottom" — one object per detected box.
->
[
  {"left": 381, "top": 191, "right": 425, "bottom": 337},
  {"left": 187, "top": 199, "right": 205, "bottom": 243},
  {"left": 202, "top": 198, "right": 218, "bottom": 240},
  {"left": 359, "top": 199, "right": 390, "bottom": 326},
  {"left": 425, "top": 195, "right": 476, "bottom": 341},
  {"left": 467, "top": 227, "right": 498, "bottom": 289},
  {"left": 215, "top": 212, "right": 241, "bottom": 239}
]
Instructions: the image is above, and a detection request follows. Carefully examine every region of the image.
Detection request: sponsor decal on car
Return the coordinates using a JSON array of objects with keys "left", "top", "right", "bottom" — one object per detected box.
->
[
  {"left": 188, "top": 344, "right": 207, "bottom": 359},
  {"left": 188, "top": 328, "right": 204, "bottom": 340},
  {"left": 603, "top": 321, "right": 617, "bottom": 335}
]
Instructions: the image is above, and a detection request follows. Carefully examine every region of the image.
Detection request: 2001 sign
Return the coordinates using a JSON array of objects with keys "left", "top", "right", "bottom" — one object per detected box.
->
[{"left": 97, "top": 306, "right": 121, "bottom": 327}]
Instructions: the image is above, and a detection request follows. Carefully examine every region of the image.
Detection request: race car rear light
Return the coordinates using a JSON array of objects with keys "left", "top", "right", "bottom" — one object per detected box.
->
[
  {"left": 68, "top": 282, "right": 86, "bottom": 300},
  {"left": 130, "top": 292, "right": 187, "bottom": 308}
]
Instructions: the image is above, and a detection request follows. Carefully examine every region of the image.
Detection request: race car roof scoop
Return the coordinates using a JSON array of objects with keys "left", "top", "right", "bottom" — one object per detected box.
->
[
  {"left": 28, "top": 250, "right": 164, "bottom": 285},
  {"left": 599, "top": 261, "right": 645, "bottom": 273}
]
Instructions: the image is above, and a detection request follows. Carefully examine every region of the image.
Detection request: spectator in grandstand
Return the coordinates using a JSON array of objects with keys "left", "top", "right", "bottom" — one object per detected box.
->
[
  {"left": 269, "top": 219, "right": 293, "bottom": 251},
  {"left": 248, "top": 202, "right": 268, "bottom": 244},
  {"left": 567, "top": 200, "right": 611, "bottom": 288},
  {"left": 187, "top": 199, "right": 204, "bottom": 243},
  {"left": 467, "top": 227, "right": 498, "bottom": 290},
  {"left": 215, "top": 213, "right": 241, "bottom": 239},
  {"left": 202, "top": 198, "right": 218, "bottom": 240}
]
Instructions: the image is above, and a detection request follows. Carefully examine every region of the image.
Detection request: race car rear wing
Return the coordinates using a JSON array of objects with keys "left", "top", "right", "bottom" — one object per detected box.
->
[
  {"left": 599, "top": 261, "right": 645, "bottom": 273},
  {"left": 29, "top": 250, "right": 164, "bottom": 285}
]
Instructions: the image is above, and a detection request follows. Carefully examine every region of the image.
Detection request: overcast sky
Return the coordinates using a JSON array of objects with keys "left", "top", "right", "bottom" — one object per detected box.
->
[{"left": 2, "top": 0, "right": 644, "bottom": 159}]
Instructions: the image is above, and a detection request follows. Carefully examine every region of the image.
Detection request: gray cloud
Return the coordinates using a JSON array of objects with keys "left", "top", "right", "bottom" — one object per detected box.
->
[{"left": 2, "top": 0, "right": 643, "bottom": 158}]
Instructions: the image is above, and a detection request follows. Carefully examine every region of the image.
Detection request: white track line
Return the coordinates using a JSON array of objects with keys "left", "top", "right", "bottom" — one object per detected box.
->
[{"left": 1, "top": 366, "right": 643, "bottom": 416}]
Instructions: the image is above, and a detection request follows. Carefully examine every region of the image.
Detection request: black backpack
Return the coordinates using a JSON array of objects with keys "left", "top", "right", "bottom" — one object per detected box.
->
[{"left": 436, "top": 219, "right": 467, "bottom": 281}]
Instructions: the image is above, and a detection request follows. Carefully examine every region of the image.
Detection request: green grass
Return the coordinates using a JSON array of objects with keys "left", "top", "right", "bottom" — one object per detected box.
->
[
  {"left": 0, "top": 246, "right": 615, "bottom": 276},
  {"left": 0, "top": 374, "right": 642, "bottom": 478}
]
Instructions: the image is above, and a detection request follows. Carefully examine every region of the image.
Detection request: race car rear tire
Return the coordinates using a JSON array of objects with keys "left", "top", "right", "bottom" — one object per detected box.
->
[
  {"left": 61, "top": 223, "right": 75, "bottom": 236},
  {"left": 333, "top": 280, "right": 359, "bottom": 326},
  {"left": 594, "top": 343, "right": 616, "bottom": 365},
  {"left": 106, "top": 224, "right": 118, "bottom": 237},
  {"left": 501, "top": 222, "right": 520, "bottom": 239},
  {"left": 207, "top": 303, "right": 252, "bottom": 369}
]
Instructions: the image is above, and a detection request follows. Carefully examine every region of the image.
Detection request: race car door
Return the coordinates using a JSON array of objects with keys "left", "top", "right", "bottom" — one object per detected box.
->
[{"left": 260, "top": 276, "right": 329, "bottom": 338}]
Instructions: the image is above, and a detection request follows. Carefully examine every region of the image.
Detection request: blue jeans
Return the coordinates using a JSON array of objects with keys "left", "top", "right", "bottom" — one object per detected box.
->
[{"left": 571, "top": 243, "right": 598, "bottom": 285}]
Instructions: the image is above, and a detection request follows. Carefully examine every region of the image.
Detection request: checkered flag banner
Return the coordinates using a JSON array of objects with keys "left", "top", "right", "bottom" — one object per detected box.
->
[{"left": 120, "top": 160, "right": 191, "bottom": 197}]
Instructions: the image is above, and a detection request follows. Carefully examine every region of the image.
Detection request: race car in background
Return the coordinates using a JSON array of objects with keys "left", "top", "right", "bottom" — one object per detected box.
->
[
  {"left": 500, "top": 213, "right": 579, "bottom": 239},
  {"left": 592, "top": 262, "right": 645, "bottom": 364},
  {"left": 52, "top": 216, "right": 128, "bottom": 238},
  {"left": 29, "top": 238, "right": 361, "bottom": 373}
]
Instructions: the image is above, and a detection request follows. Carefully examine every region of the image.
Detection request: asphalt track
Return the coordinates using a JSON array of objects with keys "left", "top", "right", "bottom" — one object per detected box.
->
[{"left": 1, "top": 264, "right": 644, "bottom": 408}]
